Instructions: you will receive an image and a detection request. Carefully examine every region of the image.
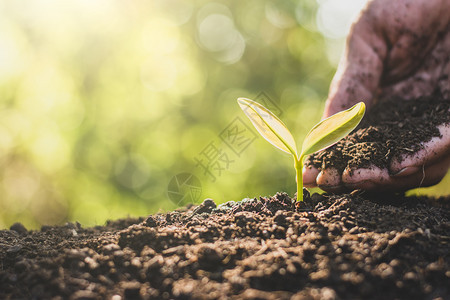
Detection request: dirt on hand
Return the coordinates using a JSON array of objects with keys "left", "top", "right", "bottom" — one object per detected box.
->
[
  {"left": 306, "top": 96, "right": 450, "bottom": 173},
  {"left": 1, "top": 192, "right": 449, "bottom": 299}
]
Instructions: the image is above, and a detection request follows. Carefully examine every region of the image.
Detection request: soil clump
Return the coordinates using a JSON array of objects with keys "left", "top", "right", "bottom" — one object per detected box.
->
[
  {"left": 306, "top": 96, "right": 450, "bottom": 174},
  {"left": 1, "top": 193, "right": 449, "bottom": 299}
]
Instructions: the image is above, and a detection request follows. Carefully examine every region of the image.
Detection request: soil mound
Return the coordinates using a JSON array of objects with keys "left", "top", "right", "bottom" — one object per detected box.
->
[
  {"left": 306, "top": 96, "right": 450, "bottom": 173},
  {"left": 1, "top": 193, "right": 449, "bottom": 299}
]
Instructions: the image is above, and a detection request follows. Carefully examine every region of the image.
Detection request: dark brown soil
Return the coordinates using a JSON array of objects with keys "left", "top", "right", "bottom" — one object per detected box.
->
[
  {"left": 306, "top": 96, "right": 450, "bottom": 173},
  {"left": 1, "top": 193, "right": 449, "bottom": 299}
]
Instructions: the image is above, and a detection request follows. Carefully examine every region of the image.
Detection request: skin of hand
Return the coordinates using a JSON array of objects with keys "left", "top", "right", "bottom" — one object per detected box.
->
[{"left": 303, "top": 0, "right": 450, "bottom": 192}]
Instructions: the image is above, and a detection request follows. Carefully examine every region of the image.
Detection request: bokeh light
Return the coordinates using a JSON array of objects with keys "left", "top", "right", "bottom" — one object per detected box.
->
[{"left": 0, "top": 0, "right": 448, "bottom": 229}]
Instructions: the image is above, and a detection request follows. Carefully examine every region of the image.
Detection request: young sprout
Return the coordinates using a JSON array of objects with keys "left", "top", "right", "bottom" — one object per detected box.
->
[{"left": 237, "top": 98, "right": 365, "bottom": 201}]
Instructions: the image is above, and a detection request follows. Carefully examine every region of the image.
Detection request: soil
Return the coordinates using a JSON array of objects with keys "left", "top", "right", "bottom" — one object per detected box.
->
[
  {"left": 1, "top": 192, "right": 449, "bottom": 299},
  {"left": 1, "top": 96, "right": 449, "bottom": 299},
  {"left": 305, "top": 96, "right": 450, "bottom": 174}
]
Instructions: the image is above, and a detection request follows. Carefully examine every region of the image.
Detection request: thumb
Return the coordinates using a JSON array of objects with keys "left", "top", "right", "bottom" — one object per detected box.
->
[{"left": 323, "top": 3, "right": 386, "bottom": 118}]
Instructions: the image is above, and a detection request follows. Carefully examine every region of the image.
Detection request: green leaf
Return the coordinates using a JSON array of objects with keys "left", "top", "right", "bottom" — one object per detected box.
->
[
  {"left": 237, "top": 98, "right": 297, "bottom": 157},
  {"left": 300, "top": 102, "right": 365, "bottom": 157}
]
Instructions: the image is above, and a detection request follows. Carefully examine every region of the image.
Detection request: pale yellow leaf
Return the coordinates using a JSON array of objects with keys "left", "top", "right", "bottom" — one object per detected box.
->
[
  {"left": 300, "top": 102, "right": 365, "bottom": 157},
  {"left": 237, "top": 98, "right": 297, "bottom": 156}
]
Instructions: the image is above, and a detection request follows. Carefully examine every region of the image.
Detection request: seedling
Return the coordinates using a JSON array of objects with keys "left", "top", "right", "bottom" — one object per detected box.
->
[{"left": 237, "top": 98, "right": 365, "bottom": 201}]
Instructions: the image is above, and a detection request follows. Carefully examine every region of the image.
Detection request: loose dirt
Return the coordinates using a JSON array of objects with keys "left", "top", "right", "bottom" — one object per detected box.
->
[
  {"left": 1, "top": 192, "right": 449, "bottom": 299},
  {"left": 1, "top": 96, "right": 449, "bottom": 299},
  {"left": 305, "top": 96, "right": 449, "bottom": 174}
]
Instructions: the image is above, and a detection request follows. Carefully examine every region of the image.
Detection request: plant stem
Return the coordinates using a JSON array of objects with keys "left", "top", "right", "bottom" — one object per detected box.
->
[{"left": 295, "top": 155, "right": 304, "bottom": 201}]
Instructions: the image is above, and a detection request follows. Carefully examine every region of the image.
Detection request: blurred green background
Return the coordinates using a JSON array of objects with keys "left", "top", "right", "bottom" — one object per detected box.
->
[{"left": 0, "top": 0, "right": 448, "bottom": 229}]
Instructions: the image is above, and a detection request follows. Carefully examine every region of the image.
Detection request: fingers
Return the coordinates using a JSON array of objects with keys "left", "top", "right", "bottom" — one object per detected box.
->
[
  {"left": 306, "top": 158, "right": 449, "bottom": 193},
  {"left": 323, "top": 0, "right": 388, "bottom": 118},
  {"left": 316, "top": 168, "right": 343, "bottom": 193},
  {"left": 302, "top": 165, "right": 319, "bottom": 188},
  {"left": 315, "top": 0, "right": 450, "bottom": 193},
  {"left": 314, "top": 166, "right": 395, "bottom": 192},
  {"left": 303, "top": 166, "right": 348, "bottom": 193},
  {"left": 302, "top": 123, "right": 450, "bottom": 192},
  {"left": 342, "top": 165, "right": 390, "bottom": 190},
  {"left": 380, "top": 29, "right": 450, "bottom": 100},
  {"left": 323, "top": 14, "right": 385, "bottom": 117},
  {"left": 378, "top": 0, "right": 450, "bottom": 82},
  {"left": 342, "top": 156, "right": 450, "bottom": 192},
  {"left": 390, "top": 123, "right": 450, "bottom": 175},
  {"left": 323, "top": 0, "right": 450, "bottom": 119}
]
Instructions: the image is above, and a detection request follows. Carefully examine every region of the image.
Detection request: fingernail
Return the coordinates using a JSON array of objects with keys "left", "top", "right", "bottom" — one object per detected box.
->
[
  {"left": 392, "top": 166, "right": 419, "bottom": 177},
  {"left": 392, "top": 168, "right": 407, "bottom": 176}
]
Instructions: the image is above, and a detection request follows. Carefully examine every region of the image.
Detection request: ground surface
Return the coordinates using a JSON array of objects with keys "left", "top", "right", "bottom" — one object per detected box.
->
[
  {"left": 1, "top": 96, "right": 449, "bottom": 299},
  {"left": 1, "top": 192, "right": 449, "bottom": 299}
]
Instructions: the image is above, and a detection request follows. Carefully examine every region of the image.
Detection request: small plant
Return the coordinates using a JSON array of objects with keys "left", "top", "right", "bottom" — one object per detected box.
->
[{"left": 237, "top": 98, "right": 365, "bottom": 201}]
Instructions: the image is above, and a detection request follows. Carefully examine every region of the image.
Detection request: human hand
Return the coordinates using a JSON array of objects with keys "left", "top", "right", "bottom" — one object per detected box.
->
[{"left": 303, "top": 0, "right": 450, "bottom": 192}]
